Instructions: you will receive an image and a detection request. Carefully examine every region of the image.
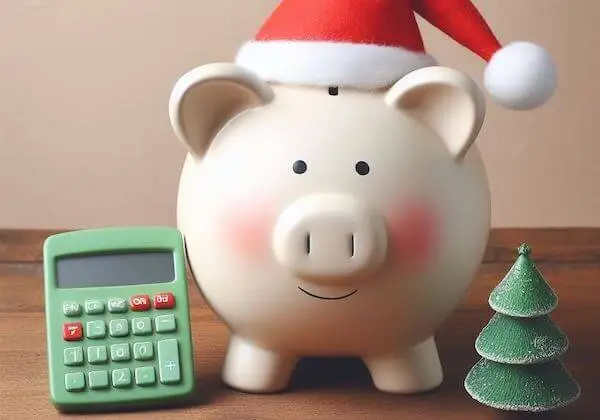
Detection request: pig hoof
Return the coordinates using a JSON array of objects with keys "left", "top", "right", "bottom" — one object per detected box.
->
[
  {"left": 222, "top": 335, "right": 298, "bottom": 393},
  {"left": 363, "top": 336, "right": 443, "bottom": 394}
]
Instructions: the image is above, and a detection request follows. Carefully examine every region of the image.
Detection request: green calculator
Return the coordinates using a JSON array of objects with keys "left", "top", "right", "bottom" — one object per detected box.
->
[{"left": 43, "top": 227, "right": 196, "bottom": 412}]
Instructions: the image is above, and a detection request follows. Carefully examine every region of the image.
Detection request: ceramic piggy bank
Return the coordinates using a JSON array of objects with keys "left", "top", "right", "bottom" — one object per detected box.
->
[
  {"left": 168, "top": 0, "right": 556, "bottom": 395},
  {"left": 169, "top": 63, "right": 490, "bottom": 393}
]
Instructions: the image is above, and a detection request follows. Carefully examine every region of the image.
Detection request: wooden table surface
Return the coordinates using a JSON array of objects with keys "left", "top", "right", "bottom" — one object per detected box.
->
[{"left": 0, "top": 228, "right": 598, "bottom": 419}]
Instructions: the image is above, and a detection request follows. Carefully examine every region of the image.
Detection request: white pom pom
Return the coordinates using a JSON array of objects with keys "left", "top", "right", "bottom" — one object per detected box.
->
[{"left": 484, "top": 42, "right": 557, "bottom": 110}]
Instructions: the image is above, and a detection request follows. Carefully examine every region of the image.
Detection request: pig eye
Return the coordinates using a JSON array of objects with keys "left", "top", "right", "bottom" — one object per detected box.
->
[
  {"left": 293, "top": 160, "right": 308, "bottom": 174},
  {"left": 355, "top": 161, "right": 370, "bottom": 176}
]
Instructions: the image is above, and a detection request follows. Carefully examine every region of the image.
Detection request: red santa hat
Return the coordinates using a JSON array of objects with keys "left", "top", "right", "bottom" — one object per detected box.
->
[{"left": 235, "top": 0, "right": 557, "bottom": 110}]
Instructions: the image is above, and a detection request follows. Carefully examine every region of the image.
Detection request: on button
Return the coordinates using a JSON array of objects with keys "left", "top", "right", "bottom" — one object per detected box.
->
[{"left": 130, "top": 295, "right": 150, "bottom": 311}]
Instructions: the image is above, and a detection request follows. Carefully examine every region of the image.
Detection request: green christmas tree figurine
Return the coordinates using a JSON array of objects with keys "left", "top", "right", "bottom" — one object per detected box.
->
[{"left": 465, "top": 243, "right": 580, "bottom": 411}]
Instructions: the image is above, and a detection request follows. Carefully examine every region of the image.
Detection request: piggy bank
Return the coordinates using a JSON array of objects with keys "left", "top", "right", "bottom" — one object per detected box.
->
[{"left": 168, "top": 62, "right": 490, "bottom": 394}]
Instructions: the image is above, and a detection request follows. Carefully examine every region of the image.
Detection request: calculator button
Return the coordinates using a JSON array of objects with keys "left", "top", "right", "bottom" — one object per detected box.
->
[
  {"left": 155, "top": 314, "right": 177, "bottom": 333},
  {"left": 86, "top": 320, "right": 107, "bottom": 339},
  {"left": 157, "top": 339, "right": 181, "bottom": 384},
  {"left": 109, "top": 319, "right": 129, "bottom": 337},
  {"left": 88, "top": 370, "right": 109, "bottom": 390},
  {"left": 65, "top": 372, "right": 85, "bottom": 392},
  {"left": 63, "top": 322, "right": 83, "bottom": 341},
  {"left": 135, "top": 366, "right": 156, "bottom": 387},
  {"left": 132, "top": 317, "right": 152, "bottom": 335},
  {"left": 153, "top": 293, "right": 175, "bottom": 309},
  {"left": 130, "top": 295, "right": 151, "bottom": 311},
  {"left": 110, "top": 343, "right": 131, "bottom": 362},
  {"left": 133, "top": 342, "right": 154, "bottom": 361},
  {"left": 62, "top": 302, "right": 82, "bottom": 317},
  {"left": 112, "top": 368, "right": 132, "bottom": 388},
  {"left": 85, "top": 300, "right": 105, "bottom": 315},
  {"left": 108, "top": 298, "right": 127, "bottom": 313},
  {"left": 87, "top": 345, "right": 108, "bottom": 364},
  {"left": 63, "top": 347, "right": 84, "bottom": 366}
]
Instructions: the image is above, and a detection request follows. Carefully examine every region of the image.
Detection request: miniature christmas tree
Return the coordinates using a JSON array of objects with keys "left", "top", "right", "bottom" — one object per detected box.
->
[{"left": 464, "top": 243, "right": 580, "bottom": 411}]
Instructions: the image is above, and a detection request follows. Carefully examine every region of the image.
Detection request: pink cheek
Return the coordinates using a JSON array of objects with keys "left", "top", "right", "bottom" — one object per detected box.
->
[
  {"left": 386, "top": 203, "right": 440, "bottom": 269},
  {"left": 221, "top": 206, "right": 274, "bottom": 259}
]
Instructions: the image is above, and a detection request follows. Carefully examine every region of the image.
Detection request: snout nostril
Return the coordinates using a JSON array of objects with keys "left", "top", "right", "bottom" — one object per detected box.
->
[
  {"left": 349, "top": 234, "right": 355, "bottom": 258},
  {"left": 305, "top": 233, "right": 311, "bottom": 255}
]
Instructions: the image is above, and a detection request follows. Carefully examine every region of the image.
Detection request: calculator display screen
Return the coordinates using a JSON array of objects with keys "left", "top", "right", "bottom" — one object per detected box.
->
[{"left": 56, "top": 252, "right": 175, "bottom": 288}]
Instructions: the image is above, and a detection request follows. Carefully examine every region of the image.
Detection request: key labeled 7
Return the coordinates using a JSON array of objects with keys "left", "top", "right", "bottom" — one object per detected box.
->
[{"left": 62, "top": 322, "right": 83, "bottom": 341}]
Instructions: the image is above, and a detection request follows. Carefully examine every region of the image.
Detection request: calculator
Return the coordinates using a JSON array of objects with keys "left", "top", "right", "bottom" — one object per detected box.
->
[{"left": 43, "top": 227, "right": 196, "bottom": 412}]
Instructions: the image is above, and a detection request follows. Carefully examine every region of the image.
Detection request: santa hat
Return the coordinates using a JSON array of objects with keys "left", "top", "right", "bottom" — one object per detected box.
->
[{"left": 236, "top": 0, "right": 557, "bottom": 110}]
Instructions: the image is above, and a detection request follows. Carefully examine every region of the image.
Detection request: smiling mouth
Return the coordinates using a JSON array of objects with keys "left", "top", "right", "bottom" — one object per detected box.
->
[{"left": 298, "top": 287, "right": 358, "bottom": 301}]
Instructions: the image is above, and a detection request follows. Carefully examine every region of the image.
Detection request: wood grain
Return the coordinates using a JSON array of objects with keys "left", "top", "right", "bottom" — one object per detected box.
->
[{"left": 0, "top": 229, "right": 598, "bottom": 419}]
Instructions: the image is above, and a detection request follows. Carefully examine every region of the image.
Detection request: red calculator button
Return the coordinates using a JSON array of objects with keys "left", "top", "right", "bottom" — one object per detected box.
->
[
  {"left": 130, "top": 295, "right": 151, "bottom": 311},
  {"left": 153, "top": 293, "right": 175, "bottom": 309},
  {"left": 63, "top": 322, "right": 83, "bottom": 341}
]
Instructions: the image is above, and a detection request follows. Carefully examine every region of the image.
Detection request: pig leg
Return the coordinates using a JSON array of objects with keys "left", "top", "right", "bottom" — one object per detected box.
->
[
  {"left": 222, "top": 334, "right": 298, "bottom": 393},
  {"left": 362, "top": 336, "right": 443, "bottom": 393}
]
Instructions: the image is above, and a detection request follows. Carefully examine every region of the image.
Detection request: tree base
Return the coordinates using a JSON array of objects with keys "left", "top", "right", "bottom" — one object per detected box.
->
[{"left": 465, "top": 358, "right": 580, "bottom": 411}]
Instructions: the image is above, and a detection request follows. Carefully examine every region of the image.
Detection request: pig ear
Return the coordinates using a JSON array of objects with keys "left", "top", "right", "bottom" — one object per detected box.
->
[
  {"left": 169, "top": 63, "right": 275, "bottom": 159},
  {"left": 385, "top": 67, "right": 486, "bottom": 162}
]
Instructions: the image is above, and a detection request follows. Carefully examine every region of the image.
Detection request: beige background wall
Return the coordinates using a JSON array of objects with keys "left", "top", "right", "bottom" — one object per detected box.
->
[{"left": 1, "top": 0, "right": 598, "bottom": 229}]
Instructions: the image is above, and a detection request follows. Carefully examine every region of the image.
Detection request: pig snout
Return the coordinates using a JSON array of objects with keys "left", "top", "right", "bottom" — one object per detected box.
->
[{"left": 272, "top": 194, "right": 388, "bottom": 281}]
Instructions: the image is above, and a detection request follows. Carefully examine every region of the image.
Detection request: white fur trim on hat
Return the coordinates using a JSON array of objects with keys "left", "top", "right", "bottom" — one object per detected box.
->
[
  {"left": 235, "top": 40, "right": 438, "bottom": 89},
  {"left": 484, "top": 42, "right": 557, "bottom": 110}
]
